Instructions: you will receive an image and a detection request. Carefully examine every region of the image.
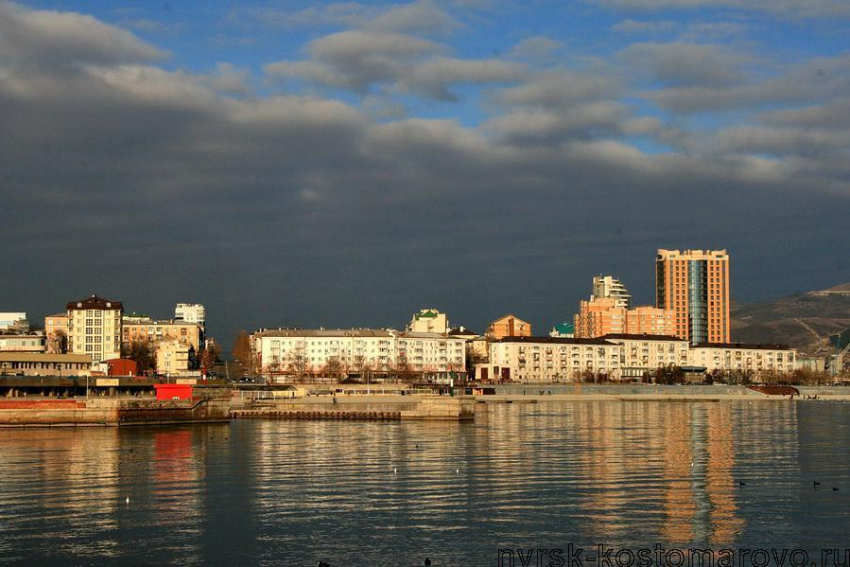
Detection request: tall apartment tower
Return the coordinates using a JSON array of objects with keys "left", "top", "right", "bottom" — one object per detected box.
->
[
  {"left": 66, "top": 295, "right": 124, "bottom": 362},
  {"left": 656, "top": 249, "right": 730, "bottom": 345},
  {"left": 591, "top": 275, "right": 631, "bottom": 309}
]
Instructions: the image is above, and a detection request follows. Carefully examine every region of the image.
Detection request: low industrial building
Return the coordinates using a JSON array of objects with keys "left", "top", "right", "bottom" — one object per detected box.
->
[
  {"left": 0, "top": 353, "right": 93, "bottom": 376},
  {"left": 0, "top": 332, "right": 46, "bottom": 353}
]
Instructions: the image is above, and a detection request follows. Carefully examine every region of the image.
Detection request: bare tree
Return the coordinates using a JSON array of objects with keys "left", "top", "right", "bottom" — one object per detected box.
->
[
  {"left": 199, "top": 342, "right": 221, "bottom": 375},
  {"left": 323, "top": 357, "right": 344, "bottom": 383},
  {"left": 47, "top": 329, "right": 68, "bottom": 354},
  {"left": 121, "top": 338, "right": 157, "bottom": 375},
  {"left": 287, "top": 345, "right": 309, "bottom": 382},
  {"left": 232, "top": 330, "right": 257, "bottom": 377}
]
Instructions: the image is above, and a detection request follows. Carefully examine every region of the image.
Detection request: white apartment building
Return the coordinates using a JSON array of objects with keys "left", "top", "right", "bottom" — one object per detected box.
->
[
  {"left": 484, "top": 337, "right": 622, "bottom": 382},
  {"left": 602, "top": 334, "right": 690, "bottom": 379},
  {"left": 592, "top": 276, "right": 631, "bottom": 309},
  {"left": 175, "top": 303, "right": 206, "bottom": 327},
  {"left": 0, "top": 313, "right": 29, "bottom": 332},
  {"left": 690, "top": 343, "right": 796, "bottom": 375},
  {"left": 407, "top": 309, "right": 449, "bottom": 334},
  {"left": 253, "top": 328, "right": 466, "bottom": 378},
  {"left": 66, "top": 295, "right": 123, "bottom": 363}
]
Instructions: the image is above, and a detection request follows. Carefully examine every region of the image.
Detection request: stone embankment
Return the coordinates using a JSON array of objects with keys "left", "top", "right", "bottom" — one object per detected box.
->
[
  {"left": 0, "top": 396, "right": 231, "bottom": 427},
  {"left": 233, "top": 395, "right": 476, "bottom": 421}
]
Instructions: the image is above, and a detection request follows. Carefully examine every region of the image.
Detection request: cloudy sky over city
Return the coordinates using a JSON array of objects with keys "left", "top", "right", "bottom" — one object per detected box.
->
[{"left": 1, "top": 0, "right": 848, "bottom": 341}]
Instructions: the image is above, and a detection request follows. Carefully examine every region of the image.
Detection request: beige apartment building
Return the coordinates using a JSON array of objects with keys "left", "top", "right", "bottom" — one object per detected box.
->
[
  {"left": 122, "top": 316, "right": 203, "bottom": 350},
  {"left": 253, "top": 328, "right": 466, "bottom": 379},
  {"left": 602, "top": 334, "right": 690, "bottom": 380},
  {"left": 656, "top": 249, "right": 730, "bottom": 345},
  {"left": 486, "top": 314, "right": 532, "bottom": 339},
  {"left": 407, "top": 309, "right": 449, "bottom": 334},
  {"left": 690, "top": 343, "right": 796, "bottom": 375},
  {"left": 156, "top": 336, "right": 192, "bottom": 376},
  {"left": 484, "top": 336, "right": 622, "bottom": 382},
  {"left": 66, "top": 295, "right": 123, "bottom": 363},
  {"left": 122, "top": 315, "right": 203, "bottom": 375}
]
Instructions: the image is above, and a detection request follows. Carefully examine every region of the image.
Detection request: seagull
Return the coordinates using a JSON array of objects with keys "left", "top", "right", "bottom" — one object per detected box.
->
[
  {"left": 833, "top": 487, "right": 839, "bottom": 492},
  {"left": 394, "top": 467, "right": 397, "bottom": 474},
  {"left": 125, "top": 497, "right": 130, "bottom": 505},
  {"left": 814, "top": 481, "right": 821, "bottom": 489},
  {"left": 456, "top": 468, "right": 459, "bottom": 474},
  {"left": 424, "top": 559, "right": 432, "bottom": 566},
  {"left": 739, "top": 481, "right": 746, "bottom": 487}
]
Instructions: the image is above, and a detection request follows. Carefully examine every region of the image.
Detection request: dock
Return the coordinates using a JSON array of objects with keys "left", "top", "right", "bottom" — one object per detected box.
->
[{"left": 232, "top": 395, "right": 476, "bottom": 422}]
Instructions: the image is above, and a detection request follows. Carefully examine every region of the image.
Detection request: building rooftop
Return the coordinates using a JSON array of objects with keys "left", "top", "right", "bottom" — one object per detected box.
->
[
  {"left": 692, "top": 342, "right": 793, "bottom": 351},
  {"left": 494, "top": 336, "right": 614, "bottom": 346},
  {"left": 66, "top": 295, "right": 124, "bottom": 312},
  {"left": 0, "top": 353, "right": 92, "bottom": 363},
  {"left": 448, "top": 326, "right": 478, "bottom": 336},
  {"left": 602, "top": 333, "right": 686, "bottom": 342},
  {"left": 399, "top": 331, "right": 457, "bottom": 339},
  {"left": 254, "top": 328, "right": 395, "bottom": 338},
  {"left": 413, "top": 309, "right": 441, "bottom": 319},
  {"left": 551, "top": 322, "right": 575, "bottom": 334}
]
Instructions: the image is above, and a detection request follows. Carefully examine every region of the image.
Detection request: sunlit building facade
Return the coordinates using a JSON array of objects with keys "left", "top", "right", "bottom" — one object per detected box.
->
[
  {"left": 656, "top": 249, "right": 731, "bottom": 345},
  {"left": 253, "top": 328, "right": 466, "bottom": 378},
  {"left": 485, "top": 336, "right": 621, "bottom": 382},
  {"left": 66, "top": 295, "right": 123, "bottom": 363}
]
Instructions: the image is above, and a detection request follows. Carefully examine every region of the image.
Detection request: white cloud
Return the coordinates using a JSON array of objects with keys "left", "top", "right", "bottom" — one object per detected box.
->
[
  {"left": 618, "top": 42, "right": 750, "bottom": 87},
  {"left": 506, "top": 36, "right": 566, "bottom": 62},
  {"left": 0, "top": 2, "right": 166, "bottom": 67},
  {"left": 595, "top": 0, "right": 850, "bottom": 19}
]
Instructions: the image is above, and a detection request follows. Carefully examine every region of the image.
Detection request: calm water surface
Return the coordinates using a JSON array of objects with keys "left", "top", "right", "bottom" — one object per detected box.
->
[{"left": 1, "top": 401, "right": 849, "bottom": 566}]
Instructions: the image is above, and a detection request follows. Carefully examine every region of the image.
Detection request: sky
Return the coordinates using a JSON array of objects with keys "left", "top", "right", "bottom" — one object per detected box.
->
[{"left": 1, "top": 0, "right": 849, "bottom": 346}]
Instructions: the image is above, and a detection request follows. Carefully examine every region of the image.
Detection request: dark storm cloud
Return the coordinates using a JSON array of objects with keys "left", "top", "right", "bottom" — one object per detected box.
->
[{"left": 1, "top": 1, "right": 848, "bottom": 345}]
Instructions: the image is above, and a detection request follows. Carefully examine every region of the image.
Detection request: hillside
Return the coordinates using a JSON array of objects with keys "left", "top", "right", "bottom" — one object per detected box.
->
[{"left": 732, "top": 283, "right": 850, "bottom": 356}]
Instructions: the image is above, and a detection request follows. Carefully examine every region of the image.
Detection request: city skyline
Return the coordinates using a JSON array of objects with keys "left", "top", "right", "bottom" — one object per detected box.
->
[
  {"left": 4, "top": 248, "right": 846, "bottom": 349},
  {"left": 1, "top": 0, "right": 848, "bottom": 348}
]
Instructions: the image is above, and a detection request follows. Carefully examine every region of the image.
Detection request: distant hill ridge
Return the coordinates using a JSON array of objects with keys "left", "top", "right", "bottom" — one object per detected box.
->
[{"left": 732, "top": 282, "right": 850, "bottom": 356}]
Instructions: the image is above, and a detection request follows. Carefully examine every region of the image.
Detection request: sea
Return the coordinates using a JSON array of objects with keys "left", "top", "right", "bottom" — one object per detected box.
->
[{"left": 1, "top": 400, "right": 849, "bottom": 566}]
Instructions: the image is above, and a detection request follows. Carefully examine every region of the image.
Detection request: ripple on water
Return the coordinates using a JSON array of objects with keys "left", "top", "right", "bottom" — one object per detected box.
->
[{"left": 0, "top": 401, "right": 849, "bottom": 565}]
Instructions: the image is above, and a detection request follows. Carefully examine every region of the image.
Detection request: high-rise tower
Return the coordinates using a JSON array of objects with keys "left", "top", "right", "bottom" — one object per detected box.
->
[{"left": 656, "top": 249, "right": 730, "bottom": 345}]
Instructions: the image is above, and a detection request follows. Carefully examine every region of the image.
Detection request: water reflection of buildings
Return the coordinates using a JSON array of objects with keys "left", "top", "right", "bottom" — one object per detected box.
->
[
  {"left": 0, "top": 428, "right": 123, "bottom": 557},
  {"left": 661, "top": 403, "right": 745, "bottom": 546},
  {"left": 545, "top": 402, "right": 746, "bottom": 547}
]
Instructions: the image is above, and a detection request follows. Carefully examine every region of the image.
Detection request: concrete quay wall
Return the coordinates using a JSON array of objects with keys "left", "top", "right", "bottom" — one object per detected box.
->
[{"left": 0, "top": 397, "right": 231, "bottom": 427}]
